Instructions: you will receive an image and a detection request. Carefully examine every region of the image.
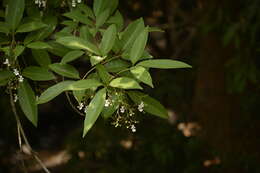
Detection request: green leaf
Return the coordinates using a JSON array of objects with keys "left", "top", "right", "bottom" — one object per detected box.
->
[
  {"left": 47, "top": 41, "right": 71, "bottom": 57},
  {"left": 77, "top": 4, "right": 95, "bottom": 19},
  {"left": 100, "top": 24, "right": 117, "bottom": 55},
  {"left": 128, "top": 91, "right": 168, "bottom": 119},
  {"left": 56, "top": 36, "right": 100, "bottom": 55},
  {"left": 129, "top": 27, "right": 148, "bottom": 64},
  {"left": 130, "top": 66, "right": 153, "bottom": 88},
  {"left": 16, "top": 21, "right": 47, "bottom": 33},
  {"left": 137, "top": 59, "right": 192, "bottom": 69},
  {"left": 109, "top": 77, "right": 142, "bottom": 89},
  {"left": 93, "top": 0, "right": 118, "bottom": 17},
  {"left": 5, "top": 0, "right": 25, "bottom": 31},
  {"left": 148, "top": 26, "right": 164, "bottom": 33},
  {"left": 22, "top": 66, "right": 56, "bottom": 81},
  {"left": 49, "top": 63, "right": 80, "bottom": 79},
  {"left": 31, "top": 49, "right": 52, "bottom": 67},
  {"left": 37, "top": 81, "right": 75, "bottom": 104},
  {"left": 13, "top": 45, "right": 25, "bottom": 59},
  {"left": 0, "top": 70, "right": 15, "bottom": 82},
  {"left": 107, "top": 10, "right": 123, "bottom": 31},
  {"left": 96, "top": 8, "right": 110, "bottom": 28},
  {"left": 0, "top": 22, "right": 9, "bottom": 34},
  {"left": 63, "top": 9, "right": 93, "bottom": 26},
  {"left": 27, "top": 41, "right": 52, "bottom": 49},
  {"left": 121, "top": 18, "right": 145, "bottom": 51},
  {"left": 67, "top": 79, "right": 102, "bottom": 90},
  {"left": 80, "top": 26, "right": 93, "bottom": 41},
  {"left": 83, "top": 88, "right": 106, "bottom": 137},
  {"left": 96, "top": 64, "right": 112, "bottom": 84},
  {"left": 104, "top": 59, "right": 131, "bottom": 72},
  {"left": 90, "top": 55, "right": 106, "bottom": 66},
  {"left": 18, "top": 80, "right": 38, "bottom": 126},
  {"left": 73, "top": 90, "right": 86, "bottom": 103},
  {"left": 61, "top": 50, "right": 84, "bottom": 64}
]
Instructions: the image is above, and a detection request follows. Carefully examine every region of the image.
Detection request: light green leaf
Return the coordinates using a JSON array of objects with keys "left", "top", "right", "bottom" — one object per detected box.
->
[
  {"left": 127, "top": 91, "right": 168, "bottom": 119},
  {"left": 31, "top": 49, "right": 52, "bottom": 67},
  {"left": 18, "top": 80, "right": 38, "bottom": 126},
  {"left": 96, "top": 64, "right": 112, "bottom": 84},
  {"left": 137, "top": 59, "right": 192, "bottom": 69},
  {"left": 109, "top": 77, "right": 142, "bottom": 89},
  {"left": 16, "top": 21, "right": 47, "bottom": 33},
  {"left": 22, "top": 66, "right": 56, "bottom": 81},
  {"left": 121, "top": 18, "right": 145, "bottom": 51},
  {"left": 80, "top": 26, "right": 93, "bottom": 41},
  {"left": 5, "top": 0, "right": 25, "bottom": 31},
  {"left": 67, "top": 79, "right": 102, "bottom": 90},
  {"left": 27, "top": 41, "right": 52, "bottom": 49},
  {"left": 13, "top": 45, "right": 25, "bottom": 59},
  {"left": 56, "top": 36, "right": 100, "bottom": 55},
  {"left": 130, "top": 66, "right": 153, "bottom": 88},
  {"left": 96, "top": 8, "right": 110, "bottom": 28},
  {"left": 129, "top": 27, "right": 148, "bottom": 64},
  {"left": 100, "top": 24, "right": 117, "bottom": 55},
  {"left": 49, "top": 63, "right": 80, "bottom": 79},
  {"left": 61, "top": 50, "right": 84, "bottom": 64},
  {"left": 83, "top": 88, "right": 106, "bottom": 137},
  {"left": 90, "top": 55, "right": 106, "bottom": 66},
  {"left": 37, "top": 81, "right": 75, "bottom": 104},
  {"left": 107, "top": 10, "right": 123, "bottom": 31}
]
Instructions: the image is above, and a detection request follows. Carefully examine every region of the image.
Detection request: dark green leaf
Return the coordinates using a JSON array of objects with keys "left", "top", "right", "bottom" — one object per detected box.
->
[
  {"left": 37, "top": 81, "right": 75, "bottom": 104},
  {"left": 0, "top": 70, "right": 15, "bottom": 82},
  {"left": 49, "top": 63, "right": 80, "bottom": 79},
  {"left": 27, "top": 41, "right": 52, "bottom": 49},
  {"left": 83, "top": 88, "right": 106, "bottom": 137},
  {"left": 96, "top": 64, "right": 112, "bottom": 84},
  {"left": 129, "top": 27, "right": 148, "bottom": 64},
  {"left": 67, "top": 79, "right": 102, "bottom": 90},
  {"left": 5, "top": 0, "right": 25, "bottom": 31},
  {"left": 104, "top": 59, "right": 131, "bottom": 72},
  {"left": 22, "top": 66, "right": 56, "bottom": 81},
  {"left": 16, "top": 21, "right": 47, "bottom": 33},
  {"left": 128, "top": 91, "right": 168, "bottom": 119},
  {"left": 31, "top": 49, "right": 52, "bottom": 67},
  {"left": 107, "top": 10, "right": 123, "bottom": 31},
  {"left": 96, "top": 8, "right": 110, "bottom": 28},
  {"left": 18, "top": 80, "right": 38, "bottom": 126},
  {"left": 100, "top": 24, "right": 117, "bottom": 55},
  {"left": 63, "top": 9, "right": 93, "bottom": 26},
  {"left": 137, "top": 59, "right": 192, "bottom": 69},
  {"left": 61, "top": 50, "right": 84, "bottom": 64},
  {"left": 73, "top": 90, "right": 86, "bottom": 103},
  {"left": 56, "top": 36, "right": 100, "bottom": 55}
]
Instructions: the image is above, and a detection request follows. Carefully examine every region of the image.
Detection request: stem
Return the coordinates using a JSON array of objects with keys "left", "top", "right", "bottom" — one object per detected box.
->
[
  {"left": 65, "top": 91, "right": 85, "bottom": 117},
  {"left": 9, "top": 88, "right": 51, "bottom": 173}
]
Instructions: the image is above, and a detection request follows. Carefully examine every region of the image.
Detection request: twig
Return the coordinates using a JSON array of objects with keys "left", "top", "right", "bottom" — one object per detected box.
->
[
  {"left": 65, "top": 91, "right": 85, "bottom": 116},
  {"left": 9, "top": 88, "right": 51, "bottom": 173}
]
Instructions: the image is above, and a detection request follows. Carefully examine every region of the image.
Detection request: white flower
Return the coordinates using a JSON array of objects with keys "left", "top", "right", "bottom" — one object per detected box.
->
[
  {"left": 13, "top": 69, "right": 19, "bottom": 76},
  {"left": 84, "top": 106, "right": 88, "bottom": 113},
  {"left": 131, "top": 125, "right": 136, "bottom": 133},
  {"left": 72, "top": 0, "right": 76, "bottom": 7},
  {"left": 120, "top": 106, "right": 125, "bottom": 113},
  {"left": 138, "top": 101, "right": 144, "bottom": 112},
  {"left": 35, "top": 0, "right": 39, "bottom": 4},
  {"left": 77, "top": 102, "right": 84, "bottom": 110},
  {"left": 129, "top": 112, "right": 135, "bottom": 116},
  {"left": 18, "top": 75, "right": 24, "bottom": 83},
  {"left": 3, "top": 59, "right": 10, "bottom": 66},
  {"left": 14, "top": 94, "right": 18, "bottom": 103},
  {"left": 105, "top": 99, "right": 113, "bottom": 107},
  {"left": 77, "top": 0, "right": 82, "bottom": 3}
]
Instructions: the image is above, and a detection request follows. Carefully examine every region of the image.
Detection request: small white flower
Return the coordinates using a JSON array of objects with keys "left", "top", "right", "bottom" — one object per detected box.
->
[
  {"left": 84, "top": 106, "right": 88, "bottom": 113},
  {"left": 14, "top": 94, "right": 18, "bottom": 103},
  {"left": 77, "top": 102, "right": 84, "bottom": 110},
  {"left": 72, "top": 0, "right": 76, "bottom": 7},
  {"left": 3, "top": 59, "right": 10, "bottom": 66},
  {"left": 105, "top": 99, "right": 110, "bottom": 107},
  {"left": 131, "top": 125, "right": 136, "bottom": 133},
  {"left": 13, "top": 69, "right": 19, "bottom": 76},
  {"left": 120, "top": 106, "right": 125, "bottom": 113},
  {"left": 18, "top": 75, "right": 24, "bottom": 83},
  {"left": 138, "top": 101, "right": 144, "bottom": 112},
  {"left": 129, "top": 112, "right": 135, "bottom": 116},
  {"left": 77, "top": 0, "right": 82, "bottom": 3},
  {"left": 42, "top": 0, "right": 46, "bottom": 8},
  {"left": 35, "top": 0, "right": 39, "bottom": 4}
]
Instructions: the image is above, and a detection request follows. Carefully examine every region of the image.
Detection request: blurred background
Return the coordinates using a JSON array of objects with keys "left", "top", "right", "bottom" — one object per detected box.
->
[{"left": 1, "top": 0, "right": 260, "bottom": 172}]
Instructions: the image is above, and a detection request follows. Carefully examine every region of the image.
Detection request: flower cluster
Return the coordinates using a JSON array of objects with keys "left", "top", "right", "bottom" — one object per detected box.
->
[
  {"left": 138, "top": 101, "right": 144, "bottom": 112},
  {"left": 35, "top": 0, "right": 47, "bottom": 8},
  {"left": 3, "top": 58, "right": 10, "bottom": 67},
  {"left": 13, "top": 68, "right": 24, "bottom": 83},
  {"left": 71, "top": 0, "right": 82, "bottom": 7}
]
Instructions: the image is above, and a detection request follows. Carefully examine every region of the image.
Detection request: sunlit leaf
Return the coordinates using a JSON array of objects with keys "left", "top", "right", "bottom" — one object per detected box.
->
[
  {"left": 67, "top": 79, "right": 102, "bottom": 90},
  {"left": 109, "top": 77, "right": 142, "bottom": 89},
  {"left": 137, "top": 59, "right": 192, "bottom": 69},
  {"left": 130, "top": 66, "right": 153, "bottom": 87},
  {"left": 100, "top": 24, "right": 117, "bottom": 55},
  {"left": 49, "top": 63, "right": 80, "bottom": 79}
]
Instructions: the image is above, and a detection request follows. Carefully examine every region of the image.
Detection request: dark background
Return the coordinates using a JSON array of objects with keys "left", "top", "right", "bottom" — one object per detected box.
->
[{"left": 1, "top": 0, "right": 260, "bottom": 172}]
